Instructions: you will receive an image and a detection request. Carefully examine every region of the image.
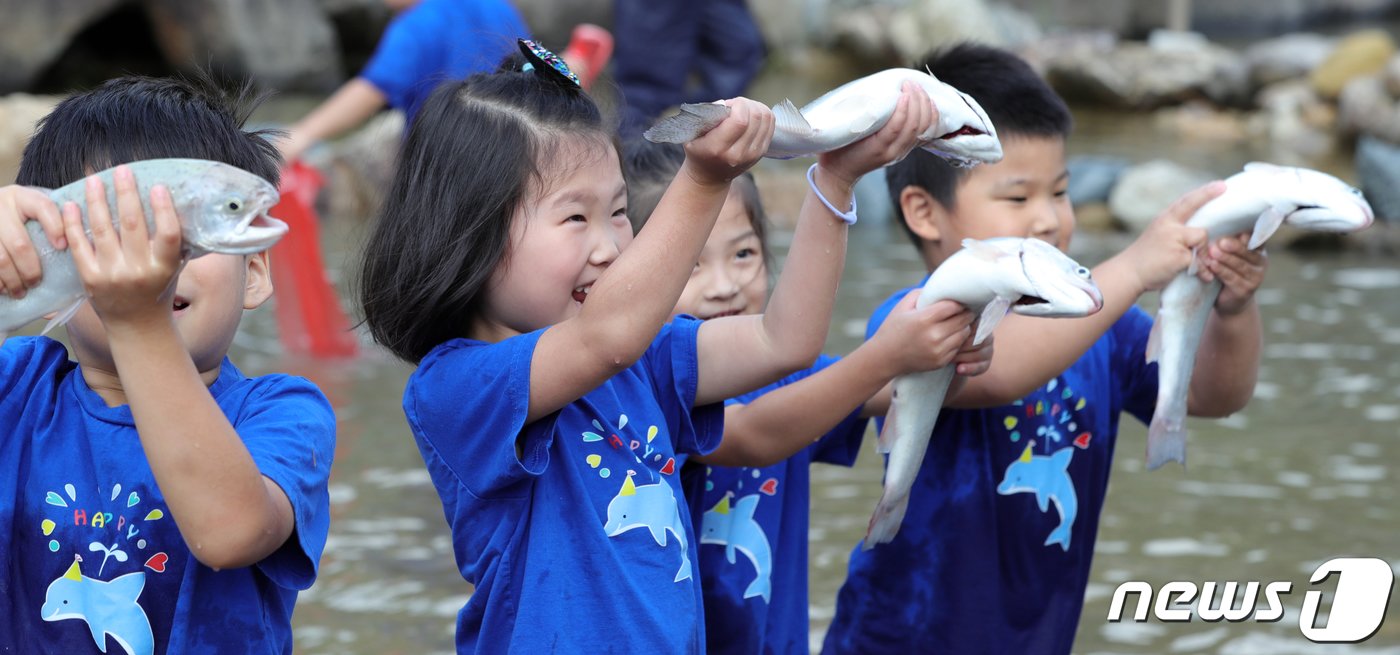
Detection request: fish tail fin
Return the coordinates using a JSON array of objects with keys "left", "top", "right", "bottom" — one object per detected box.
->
[
  {"left": 863, "top": 490, "right": 910, "bottom": 550},
  {"left": 1145, "top": 318, "right": 1162, "bottom": 363},
  {"left": 40, "top": 298, "right": 87, "bottom": 337},
  {"left": 772, "top": 98, "right": 814, "bottom": 138},
  {"left": 1145, "top": 412, "right": 1187, "bottom": 471},
  {"left": 642, "top": 103, "right": 731, "bottom": 144}
]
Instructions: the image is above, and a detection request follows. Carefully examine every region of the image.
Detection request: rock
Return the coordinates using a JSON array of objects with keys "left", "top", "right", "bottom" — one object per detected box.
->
[
  {"left": 1309, "top": 28, "right": 1396, "bottom": 99},
  {"left": 0, "top": 94, "right": 61, "bottom": 184},
  {"left": 832, "top": 0, "right": 1042, "bottom": 66},
  {"left": 1338, "top": 75, "right": 1400, "bottom": 144},
  {"left": 1108, "top": 159, "right": 1213, "bottom": 233},
  {"left": 1254, "top": 79, "right": 1338, "bottom": 158},
  {"left": 1357, "top": 135, "right": 1400, "bottom": 224},
  {"left": 1073, "top": 202, "right": 1118, "bottom": 233},
  {"left": 1007, "top": 0, "right": 1400, "bottom": 40},
  {"left": 1066, "top": 155, "right": 1130, "bottom": 205},
  {"left": 1244, "top": 33, "right": 1336, "bottom": 88},
  {"left": 313, "top": 110, "right": 404, "bottom": 221},
  {"left": 1386, "top": 53, "right": 1400, "bottom": 96},
  {"left": 0, "top": 0, "right": 125, "bottom": 93},
  {"left": 1043, "top": 31, "right": 1249, "bottom": 108},
  {"left": 144, "top": 0, "right": 342, "bottom": 92},
  {"left": 1151, "top": 101, "right": 1248, "bottom": 143}
]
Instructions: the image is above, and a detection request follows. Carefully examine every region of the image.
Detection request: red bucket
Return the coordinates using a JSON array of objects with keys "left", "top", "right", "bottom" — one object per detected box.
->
[{"left": 268, "top": 161, "right": 359, "bottom": 358}]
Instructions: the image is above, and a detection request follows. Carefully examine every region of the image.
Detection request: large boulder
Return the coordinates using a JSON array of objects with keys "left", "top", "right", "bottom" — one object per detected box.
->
[
  {"left": 1066, "top": 155, "right": 1131, "bottom": 205},
  {"left": 1309, "top": 28, "right": 1396, "bottom": 99},
  {"left": 1244, "top": 33, "right": 1336, "bottom": 88},
  {"left": 1108, "top": 159, "right": 1213, "bottom": 233},
  {"left": 1357, "top": 136, "right": 1400, "bottom": 224},
  {"left": 144, "top": 0, "right": 343, "bottom": 92},
  {"left": 1043, "top": 30, "right": 1249, "bottom": 108},
  {"left": 0, "top": 0, "right": 126, "bottom": 93}
]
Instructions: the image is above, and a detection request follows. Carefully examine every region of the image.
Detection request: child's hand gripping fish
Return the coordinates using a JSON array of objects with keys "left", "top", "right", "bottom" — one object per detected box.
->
[
  {"left": 865, "top": 238, "right": 1103, "bottom": 548},
  {"left": 1145, "top": 163, "right": 1373, "bottom": 470},
  {"left": 644, "top": 68, "right": 1003, "bottom": 167},
  {"left": 0, "top": 158, "right": 286, "bottom": 342}
]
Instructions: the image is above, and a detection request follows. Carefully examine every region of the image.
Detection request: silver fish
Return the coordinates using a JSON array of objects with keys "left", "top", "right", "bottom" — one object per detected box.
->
[
  {"left": 1145, "top": 163, "right": 1374, "bottom": 470},
  {"left": 643, "top": 68, "right": 1003, "bottom": 167},
  {"left": 865, "top": 238, "right": 1103, "bottom": 548},
  {"left": 0, "top": 158, "right": 286, "bottom": 341}
]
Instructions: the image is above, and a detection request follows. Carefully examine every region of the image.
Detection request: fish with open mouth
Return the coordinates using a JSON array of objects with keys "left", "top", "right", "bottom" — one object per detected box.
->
[
  {"left": 1144, "top": 163, "right": 1374, "bottom": 470},
  {"left": 865, "top": 237, "right": 1103, "bottom": 548},
  {"left": 643, "top": 68, "right": 1003, "bottom": 168},
  {"left": 0, "top": 158, "right": 287, "bottom": 342}
]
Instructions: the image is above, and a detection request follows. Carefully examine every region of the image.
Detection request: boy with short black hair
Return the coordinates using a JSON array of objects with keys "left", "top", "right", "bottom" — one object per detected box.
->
[
  {"left": 822, "top": 43, "right": 1265, "bottom": 654},
  {"left": 0, "top": 75, "right": 335, "bottom": 654}
]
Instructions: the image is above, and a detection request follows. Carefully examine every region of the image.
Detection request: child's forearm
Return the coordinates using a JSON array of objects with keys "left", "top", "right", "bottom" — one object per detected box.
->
[
  {"left": 106, "top": 320, "right": 295, "bottom": 570},
  {"left": 698, "top": 339, "right": 894, "bottom": 467},
  {"left": 952, "top": 255, "right": 1144, "bottom": 407},
  {"left": 1187, "top": 300, "right": 1261, "bottom": 416},
  {"left": 693, "top": 171, "right": 850, "bottom": 405}
]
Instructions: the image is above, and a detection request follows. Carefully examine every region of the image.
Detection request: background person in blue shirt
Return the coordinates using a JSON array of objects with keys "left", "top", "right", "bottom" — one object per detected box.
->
[
  {"left": 356, "top": 40, "right": 935, "bottom": 653},
  {"left": 622, "top": 139, "right": 993, "bottom": 654},
  {"left": 278, "top": 0, "right": 530, "bottom": 162},
  {"left": 0, "top": 75, "right": 336, "bottom": 654},
  {"left": 822, "top": 43, "right": 1267, "bottom": 655}
]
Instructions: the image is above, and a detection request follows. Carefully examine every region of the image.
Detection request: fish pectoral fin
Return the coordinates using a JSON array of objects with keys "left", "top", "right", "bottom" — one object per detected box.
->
[
  {"left": 40, "top": 297, "right": 88, "bottom": 336},
  {"left": 877, "top": 393, "right": 900, "bottom": 454},
  {"left": 1248, "top": 204, "right": 1290, "bottom": 250},
  {"left": 1145, "top": 316, "right": 1163, "bottom": 363},
  {"left": 772, "top": 99, "right": 814, "bottom": 137},
  {"left": 974, "top": 296, "right": 1011, "bottom": 346}
]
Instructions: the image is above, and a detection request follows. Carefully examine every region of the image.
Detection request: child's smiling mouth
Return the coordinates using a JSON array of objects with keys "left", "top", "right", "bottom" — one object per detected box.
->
[{"left": 572, "top": 285, "right": 591, "bottom": 303}]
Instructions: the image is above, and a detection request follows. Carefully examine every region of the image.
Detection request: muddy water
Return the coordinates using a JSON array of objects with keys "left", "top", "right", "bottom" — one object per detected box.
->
[{"left": 227, "top": 98, "right": 1400, "bottom": 653}]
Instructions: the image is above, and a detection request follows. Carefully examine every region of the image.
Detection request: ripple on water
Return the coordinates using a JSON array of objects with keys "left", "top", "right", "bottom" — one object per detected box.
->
[
  {"left": 1331, "top": 267, "right": 1400, "bottom": 290},
  {"left": 1142, "top": 538, "right": 1231, "bottom": 557},
  {"left": 1169, "top": 627, "right": 1230, "bottom": 653},
  {"left": 1100, "top": 620, "right": 1168, "bottom": 646}
]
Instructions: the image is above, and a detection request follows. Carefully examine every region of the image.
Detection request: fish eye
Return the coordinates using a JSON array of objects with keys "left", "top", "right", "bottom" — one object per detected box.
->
[
  {"left": 225, "top": 198, "right": 243, "bottom": 212},
  {"left": 1075, "top": 266, "right": 1090, "bottom": 278},
  {"left": 1349, "top": 187, "right": 1363, "bottom": 197}
]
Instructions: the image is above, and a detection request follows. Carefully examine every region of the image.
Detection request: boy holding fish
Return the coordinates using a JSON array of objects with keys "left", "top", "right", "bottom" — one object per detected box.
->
[
  {"left": 0, "top": 76, "right": 335, "bottom": 654},
  {"left": 823, "top": 43, "right": 1266, "bottom": 654}
]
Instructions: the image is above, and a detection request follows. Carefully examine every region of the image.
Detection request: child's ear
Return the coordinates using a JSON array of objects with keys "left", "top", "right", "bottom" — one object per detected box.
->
[
  {"left": 243, "top": 252, "right": 274, "bottom": 310},
  {"left": 899, "top": 186, "right": 946, "bottom": 244}
]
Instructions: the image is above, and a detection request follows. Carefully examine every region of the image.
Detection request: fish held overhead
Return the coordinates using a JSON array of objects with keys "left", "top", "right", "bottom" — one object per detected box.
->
[{"left": 643, "top": 68, "right": 1003, "bottom": 168}]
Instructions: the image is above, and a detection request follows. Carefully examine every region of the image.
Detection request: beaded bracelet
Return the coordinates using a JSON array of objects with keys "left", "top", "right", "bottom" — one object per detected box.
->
[{"left": 806, "top": 163, "right": 858, "bottom": 225}]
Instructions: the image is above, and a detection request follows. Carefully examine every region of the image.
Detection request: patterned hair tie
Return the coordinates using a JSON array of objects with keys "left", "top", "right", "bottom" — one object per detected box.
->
[{"left": 518, "top": 38, "right": 581, "bottom": 88}]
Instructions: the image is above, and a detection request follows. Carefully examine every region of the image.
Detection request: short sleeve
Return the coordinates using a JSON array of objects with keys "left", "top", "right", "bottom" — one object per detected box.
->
[
  {"left": 0, "top": 337, "right": 69, "bottom": 406},
  {"left": 403, "top": 332, "right": 555, "bottom": 500},
  {"left": 359, "top": 8, "right": 439, "bottom": 112},
  {"left": 1112, "top": 306, "right": 1160, "bottom": 425},
  {"left": 235, "top": 375, "right": 337, "bottom": 590},
  {"left": 640, "top": 315, "right": 724, "bottom": 458}
]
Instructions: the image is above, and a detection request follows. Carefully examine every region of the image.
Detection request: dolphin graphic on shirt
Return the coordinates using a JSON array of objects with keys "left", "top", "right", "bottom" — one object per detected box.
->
[
  {"left": 700, "top": 493, "right": 773, "bottom": 602},
  {"left": 996, "top": 445, "right": 1078, "bottom": 551},
  {"left": 604, "top": 475, "right": 693, "bottom": 582},
  {"left": 41, "top": 559, "right": 154, "bottom": 655}
]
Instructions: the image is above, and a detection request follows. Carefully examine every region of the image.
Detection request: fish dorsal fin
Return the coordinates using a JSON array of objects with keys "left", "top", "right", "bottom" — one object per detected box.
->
[
  {"left": 960, "top": 238, "right": 1006, "bottom": 262},
  {"left": 1186, "top": 245, "right": 1202, "bottom": 277},
  {"left": 974, "top": 296, "right": 1011, "bottom": 346},
  {"left": 40, "top": 297, "right": 88, "bottom": 337},
  {"left": 1248, "top": 204, "right": 1290, "bottom": 250},
  {"left": 772, "top": 99, "right": 814, "bottom": 137},
  {"left": 877, "top": 388, "right": 900, "bottom": 454}
]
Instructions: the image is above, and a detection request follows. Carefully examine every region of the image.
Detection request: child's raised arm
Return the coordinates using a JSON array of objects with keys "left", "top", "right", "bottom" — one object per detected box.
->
[
  {"left": 951, "top": 182, "right": 1222, "bottom": 407},
  {"left": 699, "top": 296, "right": 982, "bottom": 467},
  {"left": 693, "top": 83, "right": 937, "bottom": 406},
  {"left": 527, "top": 100, "right": 774, "bottom": 423},
  {"left": 61, "top": 168, "right": 299, "bottom": 570}
]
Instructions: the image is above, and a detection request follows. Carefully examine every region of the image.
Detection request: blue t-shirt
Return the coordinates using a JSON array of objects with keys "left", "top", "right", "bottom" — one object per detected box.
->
[
  {"left": 822, "top": 280, "right": 1159, "bottom": 655},
  {"left": 0, "top": 337, "right": 336, "bottom": 655},
  {"left": 403, "top": 316, "right": 724, "bottom": 654},
  {"left": 687, "top": 355, "right": 867, "bottom": 655},
  {"left": 360, "top": 0, "right": 529, "bottom": 122}
]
